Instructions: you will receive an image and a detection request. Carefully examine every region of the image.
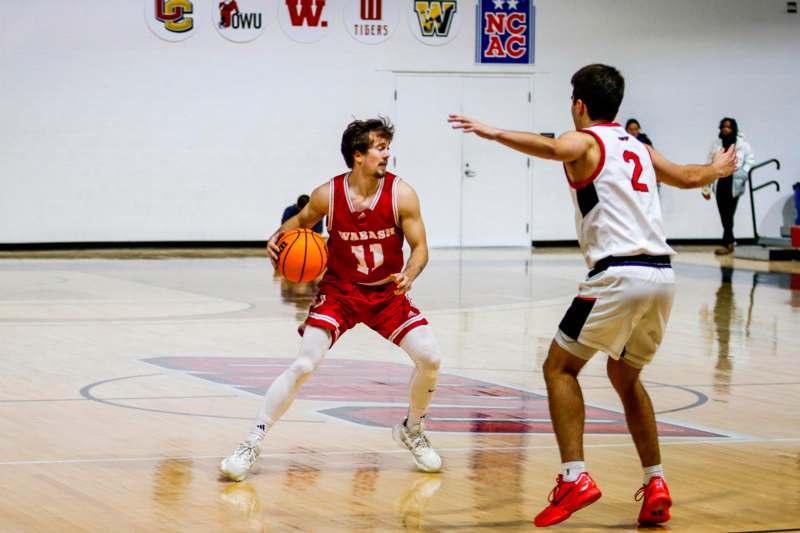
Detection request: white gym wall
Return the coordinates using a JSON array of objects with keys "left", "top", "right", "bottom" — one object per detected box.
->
[{"left": 1, "top": 0, "right": 797, "bottom": 245}]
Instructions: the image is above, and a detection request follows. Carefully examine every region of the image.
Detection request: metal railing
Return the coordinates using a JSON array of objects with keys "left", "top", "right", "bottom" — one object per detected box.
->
[{"left": 746, "top": 159, "right": 780, "bottom": 241}]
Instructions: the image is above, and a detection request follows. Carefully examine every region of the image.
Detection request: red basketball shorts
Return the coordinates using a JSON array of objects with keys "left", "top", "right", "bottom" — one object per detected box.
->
[{"left": 299, "top": 279, "right": 428, "bottom": 346}]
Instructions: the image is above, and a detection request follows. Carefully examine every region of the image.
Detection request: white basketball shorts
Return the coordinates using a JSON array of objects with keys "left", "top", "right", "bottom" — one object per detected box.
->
[{"left": 554, "top": 264, "right": 675, "bottom": 368}]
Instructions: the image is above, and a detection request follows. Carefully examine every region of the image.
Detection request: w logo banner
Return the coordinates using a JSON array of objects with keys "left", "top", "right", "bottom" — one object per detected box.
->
[
  {"left": 476, "top": 0, "right": 535, "bottom": 64},
  {"left": 279, "top": 0, "right": 330, "bottom": 42},
  {"left": 407, "top": 0, "right": 462, "bottom": 46},
  {"left": 146, "top": 0, "right": 201, "bottom": 41}
]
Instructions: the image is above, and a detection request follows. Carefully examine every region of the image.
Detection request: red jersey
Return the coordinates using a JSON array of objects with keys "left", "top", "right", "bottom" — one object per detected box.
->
[{"left": 324, "top": 172, "right": 405, "bottom": 284}]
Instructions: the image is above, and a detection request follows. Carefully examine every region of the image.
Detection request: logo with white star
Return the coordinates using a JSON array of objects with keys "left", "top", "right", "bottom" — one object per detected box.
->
[{"left": 475, "top": 0, "right": 535, "bottom": 64}]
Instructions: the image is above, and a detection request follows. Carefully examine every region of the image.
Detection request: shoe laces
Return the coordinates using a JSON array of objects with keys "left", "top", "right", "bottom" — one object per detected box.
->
[
  {"left": 233, "top": 440, "right": 259, "bottom": 463},
  {"left": 634, "top": 484, "right": 646, "bottom": 502},
  {"left": 408, "top": 429, "right": 432, "bottom": 452},
  {"left": 546, "top": 476, "right": 563, "bottom": 504}
]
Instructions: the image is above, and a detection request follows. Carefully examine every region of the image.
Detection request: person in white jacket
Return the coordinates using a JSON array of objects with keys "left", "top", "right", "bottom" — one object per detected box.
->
[{"left": 703, "top": 117, "right": 755, "bottom": 255}]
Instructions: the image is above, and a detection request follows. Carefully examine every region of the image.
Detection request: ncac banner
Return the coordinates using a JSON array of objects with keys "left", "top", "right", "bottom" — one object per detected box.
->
[{"left": 475, "top": 0, "right": 535, "bottom": 64}]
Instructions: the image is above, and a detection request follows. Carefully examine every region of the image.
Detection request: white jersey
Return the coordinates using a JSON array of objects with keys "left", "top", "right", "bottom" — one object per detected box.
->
[{"left": 568, "top": 123, "right": 674, "bottom": 268}]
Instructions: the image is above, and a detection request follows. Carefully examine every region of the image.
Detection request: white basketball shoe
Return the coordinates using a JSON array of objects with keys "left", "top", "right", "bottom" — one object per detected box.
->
[
  {"left": 219, "top": 439, "right": 262, "bottom": 482},
  {"left": 392, "top": 418, "right": 442, "bottom": 473}
]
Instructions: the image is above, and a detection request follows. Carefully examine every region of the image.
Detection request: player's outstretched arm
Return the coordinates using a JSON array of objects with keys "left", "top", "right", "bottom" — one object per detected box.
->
[
  {"left": 448, "top": 115, "right": 590, "bottom": 163},
  {"left": 648, "top": 145, "right": 736, "bottom": 189},
  {"left": 267, "top": 183, "right": 330, "bottom": 263},
  {"left": 393, "top": 180, "right": 428, "bottom": 295}
]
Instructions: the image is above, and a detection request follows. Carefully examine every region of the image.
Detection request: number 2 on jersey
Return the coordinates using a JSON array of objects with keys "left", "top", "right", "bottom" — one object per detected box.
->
[
  {"left": 623, "top": 150, "right": 649, "bottom": 192},
  {"left": 351, "top": 244, "right": 384, "bottom": 275}
]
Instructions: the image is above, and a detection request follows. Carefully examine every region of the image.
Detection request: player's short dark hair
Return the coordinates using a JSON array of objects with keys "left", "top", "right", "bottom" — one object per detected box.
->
[
  {"left": 341, "top": 117, "right": 394, "bottom": 168},
  {"left": 296, "top": 194, "right": 310, "bottom": 209},
  {"left": 571, "top": 64, "right": 625, "bottom": 122}
]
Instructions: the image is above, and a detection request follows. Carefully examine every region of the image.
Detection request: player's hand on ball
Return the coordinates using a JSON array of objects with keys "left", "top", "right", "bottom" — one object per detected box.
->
[{"left": 267, "top": 231, "right": 283, "bottom": 266}]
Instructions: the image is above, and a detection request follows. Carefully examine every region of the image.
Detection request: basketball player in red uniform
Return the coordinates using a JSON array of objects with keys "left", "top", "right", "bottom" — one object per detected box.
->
[
  {"left": 450, "top": 65, "right": 735, "bottom": 526},
  {"left": 221, "top": 117, "right": 443, "bottom": 481}
]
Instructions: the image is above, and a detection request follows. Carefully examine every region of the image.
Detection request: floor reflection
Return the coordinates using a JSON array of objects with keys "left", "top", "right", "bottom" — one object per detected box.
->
[
  {"left": 218, "top": 481, "right": 262, "bottom": 523},
  {"left": 352, "top": 452, "right": 380, "bottom": 498},
  {"left": 276, "top": 271, "right": 319, "bottom": 321},
  {"left": 468, "top": 415, "right": 528, "bottom": 521},
  {"left": 284, "top": 447, "right": 322, "bottom": 492},
  {"left": 152, "top": 458, "right": 193, "bottom": 506},
  {"left": 712, "top": 266, "right": 737, "bottom": 395},
  {"left": 395, "top": 475, "right": 442, "bottom": 532},
  {"left": 346, "top": 453, "right": 383, "bottom": 532}
]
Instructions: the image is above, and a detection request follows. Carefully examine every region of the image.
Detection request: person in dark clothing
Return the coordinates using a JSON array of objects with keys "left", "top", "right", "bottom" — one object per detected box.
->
[
  {"left": 625, "top": 118, "right": 653, "bottom": 147},
  {"left": 705, "top": 118, "right": 755, "bottom": 255},
  {"left": 282, "top": 195, "right": 324, "bottom": 234}
]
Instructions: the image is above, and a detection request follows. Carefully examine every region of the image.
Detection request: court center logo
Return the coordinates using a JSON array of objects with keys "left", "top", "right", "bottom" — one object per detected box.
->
[
  {"left": 215, "top": 0, "right": 268, "bottom": 43},
  {"left": 408, "top": 0, "right": 462, "bottom": 46},
  {"left": 279, "top": 0, "right": 330, "bottom": 43},
  {"left": 146, "top": 0, "right": 201, "bottom": 41},
  {"left": 344, "top": 0, "right": 399, "bottom": 45}
]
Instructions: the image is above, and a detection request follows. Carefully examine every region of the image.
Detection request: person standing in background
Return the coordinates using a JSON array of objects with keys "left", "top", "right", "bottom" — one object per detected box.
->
[
  {"left": 283, "top": 194, "right": 324, "bottom": 234},
  {"left": 625, "top": 118, "right": 653, "bottom": 147},
  {"left": 703, "top": 118, "right": 755, "bottom": 255}
]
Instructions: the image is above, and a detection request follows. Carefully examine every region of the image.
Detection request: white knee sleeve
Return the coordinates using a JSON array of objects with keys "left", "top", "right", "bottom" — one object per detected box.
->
[
  {"left": 289, "top": 326, "right": 329, "bottom": 382},
  {"left": 255, "top": 326, "right": 330, "bottom": 429},
  {"left": 400, "top": 325, "right": 442, "bottom": 371},
  {"left": 400, "top": 326, "right": 441, "bottom": 428}
]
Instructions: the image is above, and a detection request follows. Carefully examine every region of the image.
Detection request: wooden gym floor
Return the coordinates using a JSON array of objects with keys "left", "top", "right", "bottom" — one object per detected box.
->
[{"left": 0, "top": 247, "right": 798, "bottom": 532}]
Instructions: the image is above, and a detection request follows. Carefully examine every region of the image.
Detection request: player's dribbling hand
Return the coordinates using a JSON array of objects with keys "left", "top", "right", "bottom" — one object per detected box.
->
[
  {"left": 391, "top": 272, "right": 412, "bottom": 295},
  {"left": 713, "top": 144, "right": 737, "bottom": 178},
  {"left": 447, "top": 114, "right": 501, "bottom": 140},
  {"left": 266, "top": 231, "right": 283, "bottom": 266}
]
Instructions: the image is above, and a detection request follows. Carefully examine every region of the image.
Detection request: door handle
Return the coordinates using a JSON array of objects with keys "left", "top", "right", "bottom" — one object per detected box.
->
[{"left": 464, "top": 163, "right": 477, "bottom": 178}]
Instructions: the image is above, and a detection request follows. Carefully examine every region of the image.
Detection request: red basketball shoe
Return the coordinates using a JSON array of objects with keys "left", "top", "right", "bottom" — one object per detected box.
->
[
  {"left": 533, "top": 472, "right": 602, "bottom": 527},
  {"left": 636, "top": 476, "right": 672, "bottom": 524}
]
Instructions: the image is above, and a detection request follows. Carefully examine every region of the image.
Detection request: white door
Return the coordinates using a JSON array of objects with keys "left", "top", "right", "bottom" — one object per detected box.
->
[
  {"left": 461, "top": 76, "right": 531, "bottom": 246},
  {"left": 393, "top": 74, "right": 531, "bottom": 247},
  {"left": 393, "top": 75, "right": 463, "bottom": 247}
]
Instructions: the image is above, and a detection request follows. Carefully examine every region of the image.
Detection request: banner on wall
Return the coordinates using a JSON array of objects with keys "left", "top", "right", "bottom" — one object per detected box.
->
[
  {"left": 475, "top": 0, "right": 535, "bottom": 64},
  {"left": 278, "top": 0, "right": 331, "bottom": 43},
  {"left": 146, "top": 0, "right": 202, "bottom": 41},
  {"left": 344, "top": 0, "right": 400, "bottom": 44},
  {"left": 407, "top": 1, "right": 463, "bottom": 46},
  {"left": 214, "top": 0, "right": 268, "bottom": 43}
]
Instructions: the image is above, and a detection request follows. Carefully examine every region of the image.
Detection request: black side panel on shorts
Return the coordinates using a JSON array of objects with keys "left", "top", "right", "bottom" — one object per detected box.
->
[
  {"left": 558, "top": 297, "right": 596, "bottom": 340},
  {"left": 577, "top": 182, "right": 599, "bottom": 217}
]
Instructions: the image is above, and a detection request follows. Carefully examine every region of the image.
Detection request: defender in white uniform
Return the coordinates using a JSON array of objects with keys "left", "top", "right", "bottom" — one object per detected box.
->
[
  {"left": 557, "top": 122, "right": 676, "bottom": 370},
  {"left": 449, "top": 64, "right": 736, "bottom": 528}
]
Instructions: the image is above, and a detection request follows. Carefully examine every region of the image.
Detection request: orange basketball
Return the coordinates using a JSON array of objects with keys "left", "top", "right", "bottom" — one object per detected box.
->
[{"left": 275, "top": 229, "right": 327, "bottom": 283}]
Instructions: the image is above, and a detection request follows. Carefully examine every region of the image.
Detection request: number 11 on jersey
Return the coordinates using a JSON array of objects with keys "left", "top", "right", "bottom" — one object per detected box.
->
[{"left": 351, "top": 244, "right": 384, "bottom": 275}]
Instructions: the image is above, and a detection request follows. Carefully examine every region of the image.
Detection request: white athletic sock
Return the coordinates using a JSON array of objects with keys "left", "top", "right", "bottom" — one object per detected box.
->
[
  {"left": 562, "top": 461, "right": 586, "bottom": 482},
  {"left": 643, "top": 464, "right": 664, "bottom": 484},
  {"left": 250, "top": 326, "right": 330, "bottom": 441}
]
